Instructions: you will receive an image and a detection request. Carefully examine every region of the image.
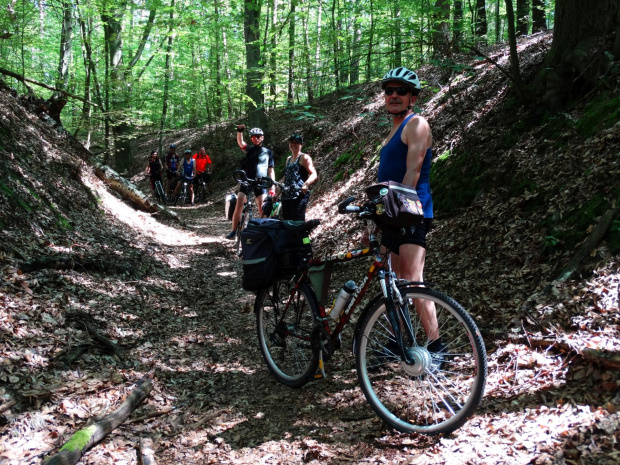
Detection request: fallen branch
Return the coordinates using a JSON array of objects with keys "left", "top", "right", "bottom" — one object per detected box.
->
[
  {"left": 93, "top": 163, "right": 179, "bottom": 222},
  {"left": 0, "top": 400, "right": 16, "bottom": 414},
  {"left": 138, "top": 438, "right": 156, "bottom": 465},
  {"left": 44, "top": 379, "right": 153, "bottom": 465}
]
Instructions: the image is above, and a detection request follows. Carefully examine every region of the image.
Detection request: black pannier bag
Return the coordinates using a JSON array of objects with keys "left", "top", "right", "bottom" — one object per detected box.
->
[
  {"left": 240, "top": 219, "right": 312, "bottom": 292},
  {"left": 365, "top": 181, "right": 424, "bottom": 229}
]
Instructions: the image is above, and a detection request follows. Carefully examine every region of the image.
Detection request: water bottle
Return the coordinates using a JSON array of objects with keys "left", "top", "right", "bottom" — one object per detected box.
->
[{"left": 329, "top": 280, "right": 357, "bottom": 320}]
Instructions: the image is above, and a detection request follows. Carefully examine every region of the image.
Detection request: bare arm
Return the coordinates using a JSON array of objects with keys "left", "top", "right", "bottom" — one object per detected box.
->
[
  {"left": 300, "top": 154, "right": 318, "bottom": 193},
  {"left": 402, "top": 116, "right": 432, "bottom": 187},
  {"left": 236, "top": 126, "right": 247, "bottom": 150}
]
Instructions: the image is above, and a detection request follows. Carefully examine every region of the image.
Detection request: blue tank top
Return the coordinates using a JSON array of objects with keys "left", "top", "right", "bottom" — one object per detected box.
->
[
  {"left": 182, "top": 158, "right": 194, "bottom": 178},
  {"left": 377, "top": 114, "right": 433, "bottom": 218}
]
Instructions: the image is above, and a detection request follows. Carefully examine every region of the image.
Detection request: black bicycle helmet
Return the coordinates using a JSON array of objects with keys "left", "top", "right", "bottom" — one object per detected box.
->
[
  {"left": 249, "top": 127, "right": 264, "bottom": 136},
  {"left": 381, "top": 67, "right": 421, "bottom": 96},
  {"left": 170, "top": 144, "right": 176, "bottom": 149}
]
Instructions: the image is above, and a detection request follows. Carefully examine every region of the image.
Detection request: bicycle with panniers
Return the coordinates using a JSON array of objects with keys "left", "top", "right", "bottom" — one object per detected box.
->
[{"left": 242, "top": 182, "right": 487, "bottom": 435}]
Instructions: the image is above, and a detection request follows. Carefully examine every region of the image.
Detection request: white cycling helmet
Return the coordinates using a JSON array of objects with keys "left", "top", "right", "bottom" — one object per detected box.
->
[
  {"left": 381, "top": 67, "right": 421, "bottom": 95},
  {"left": 249, "top": 127, "right": 264, "bottom": 136}
]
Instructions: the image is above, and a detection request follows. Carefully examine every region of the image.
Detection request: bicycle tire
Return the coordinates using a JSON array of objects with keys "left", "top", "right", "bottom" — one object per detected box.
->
[
  {"left": 235, "top": 202, "right": 252, "bottom": 255},
  {"left": 256, "top": 279, "right": 320, "bottom": 388},
  {"left": 197, "top": 181, "right": 206, "bottom": 203},
  {"left": 155, "top": 181, "right": 166, "bottom": 204},
  {"left": 355, "top": 286, "right": 487, "bottom": 435}
]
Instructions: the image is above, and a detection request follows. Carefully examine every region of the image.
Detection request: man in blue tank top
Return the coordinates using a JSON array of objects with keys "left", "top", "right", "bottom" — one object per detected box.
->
[{"left": 376, "top": 67, "right": 444, "bottom": 359}]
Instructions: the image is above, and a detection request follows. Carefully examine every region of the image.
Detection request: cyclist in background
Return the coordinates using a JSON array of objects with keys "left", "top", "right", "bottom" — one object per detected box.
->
[
  {"left": 375, "top": 66, "right": 443, "bottom": 355},
  {"left": 193, "top": 146, "right": 213, "bottom": 194},
  {"left": 172, "top": 149, "right": 196, "bottom": 206},
  {"left": 165, "top": 144, "right": 180, "bottom": 196},
  {"left": 145, "top": 150, "right": 163, "bottom": 199},
  {"left": 281, "top": 134, "right": 317, "bottom": 221},
  {"left": 225, "top": 125, "right": 275, "bottom": 239}
]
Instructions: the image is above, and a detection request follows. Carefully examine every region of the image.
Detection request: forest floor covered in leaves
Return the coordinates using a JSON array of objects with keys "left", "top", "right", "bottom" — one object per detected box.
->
[{"left": 2, "top": 31, "right": 620, "bottom": 464}]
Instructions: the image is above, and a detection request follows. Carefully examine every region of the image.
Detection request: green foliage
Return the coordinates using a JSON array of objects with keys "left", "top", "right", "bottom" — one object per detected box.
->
[
  {"left": 333, "top": 144, "right": 365, "bottom": 169},
  {"left": 575, "top": 92, "right": 620, "bottom": 138},
  {"left": 283, "top": 105, "right": 324, "bottom": 121}
]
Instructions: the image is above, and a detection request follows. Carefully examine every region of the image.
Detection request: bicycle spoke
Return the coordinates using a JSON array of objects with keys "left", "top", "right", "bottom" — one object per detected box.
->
[
  {"left": 356, "top": 287, "right": 487, "bottom": 435},
  {"left": 256, "top": 280, "right": 319, "bottom": 388}
]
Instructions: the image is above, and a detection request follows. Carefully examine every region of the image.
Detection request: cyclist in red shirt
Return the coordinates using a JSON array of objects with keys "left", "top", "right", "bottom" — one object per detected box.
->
[{"left": 193, "top": 147, "right": 213, "bottom": 194}]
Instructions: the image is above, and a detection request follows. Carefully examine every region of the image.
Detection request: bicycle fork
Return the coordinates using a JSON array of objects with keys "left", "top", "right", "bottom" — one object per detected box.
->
[{"left": 379, "top": 269, "right": 416, "bottom": 365}]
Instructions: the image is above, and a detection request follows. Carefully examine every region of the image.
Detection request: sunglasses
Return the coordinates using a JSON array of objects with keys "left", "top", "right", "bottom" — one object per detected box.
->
[
  {"left": 384, "top": 86, "right": 410, "bottom": 96},
  {"left": 250, "top": 134, "right": 263, "bottom": 138}
]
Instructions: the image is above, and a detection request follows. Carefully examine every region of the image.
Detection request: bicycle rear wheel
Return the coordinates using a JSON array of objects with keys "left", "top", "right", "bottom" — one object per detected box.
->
[
  {"left": 235, "top": 203, "right": 252, "bottom": 256},
  {"left": 355, "top": 287, "right": 487, "bottom": 435},
  {"left": 256, "top": 279, "right": 320, "bottom": 388}
]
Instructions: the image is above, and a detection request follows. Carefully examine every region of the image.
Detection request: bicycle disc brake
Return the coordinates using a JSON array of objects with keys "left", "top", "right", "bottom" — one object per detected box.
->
[{"left": 311, "top": 323, "right": 334, "bottom": 361}]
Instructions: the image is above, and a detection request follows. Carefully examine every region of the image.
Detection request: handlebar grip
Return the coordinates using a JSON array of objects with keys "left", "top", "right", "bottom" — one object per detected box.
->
[{"left": 338, "top": 196, "right": 361, "bottom": 214}]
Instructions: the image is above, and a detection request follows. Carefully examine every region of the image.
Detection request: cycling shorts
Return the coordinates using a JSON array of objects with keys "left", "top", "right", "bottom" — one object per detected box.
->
[
  {"left": 380, "top": 218, "right": 433, "bottom": 253},
  {"left": 239, "top": 183, "right": 267, "bottom": 198}
]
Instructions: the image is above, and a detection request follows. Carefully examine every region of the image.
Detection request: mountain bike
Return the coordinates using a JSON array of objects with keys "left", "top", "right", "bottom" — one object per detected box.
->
[
  {"left": 195, "top": 172, "right": 211, "bottom": 203},
  {"left": 153, "top": 178, "right": 166, "bottom": 205},
  {"left": 174, "top": 176, "right": 192, "bottom": 206},
  {"left": 254, "top": 196, "right": 487, "bottom": 435},
  {"left": 232, "top": 170, "right": 286, "bottom": 255}
]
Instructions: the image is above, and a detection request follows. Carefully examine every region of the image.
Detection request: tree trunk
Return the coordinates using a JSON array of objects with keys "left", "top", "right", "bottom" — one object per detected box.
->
[
  {"left": 531, "top": 0, "right": 547, "bottom": 33},
  {"left": 393, "top": 1, "right": 402, "bottom": 67},
  {"left": 331, "top": 0, "right": 341, "bottom": 88},
  {"left": 303, "top": 9, "right": 313, "bottom": 103},
  {"left": 314, "top": 0, "right": 323, "bottom": 101},
  {"left": 495, "top": 0, "right": 501, "bottom": 43},
  {"left": 364, "top": 0, "right": 374, "bottom": 82},
  {"left": 505, "top": 0, "right": 524, "bottom": 94},
  {"left": 475, "top": 0, "right": 488, "bottom": 41},
  {"left": 159, "top": 0, "right": 175, "bottom": 158},
  {"left": 453, "top": 0, "right": 463, "bottom": 50},
  {"left": 614, "top": 0, "right": 620, "bottom": 58},
  {"left": 287, "top": 0, "right": 296, "bottom": 104},
  {"left": 538, "top": 0, "right": 618, "bottom": 112},
  {"left": 243, "top": 0, "right": 266, "bottom": 129},
  {"left": 516, "top": 0, "right": 529, "bottom": 36},
  {"left": 432, "top": 0, "right": 451, "bottom": 58}
]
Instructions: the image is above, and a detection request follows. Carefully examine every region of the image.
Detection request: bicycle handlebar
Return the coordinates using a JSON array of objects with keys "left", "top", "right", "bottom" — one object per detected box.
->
[
  {"left": 233, "top": 170, "right": 291, "bottom": 193},
  {"left": 337, "top": 196, "right": 375, "bottom": 218}
]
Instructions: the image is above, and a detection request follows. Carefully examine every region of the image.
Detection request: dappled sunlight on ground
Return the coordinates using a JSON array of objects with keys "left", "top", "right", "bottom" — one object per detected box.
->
[{"left": 82, "top": 171, "right": 219, "bottom": 247}]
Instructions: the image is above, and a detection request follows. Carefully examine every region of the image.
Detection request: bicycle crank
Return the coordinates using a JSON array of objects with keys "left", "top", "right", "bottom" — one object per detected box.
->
[{"left": 310, "top": 323, "right": 334, "bottom": 361}]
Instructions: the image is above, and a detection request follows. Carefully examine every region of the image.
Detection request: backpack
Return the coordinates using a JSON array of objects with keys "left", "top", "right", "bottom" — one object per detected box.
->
[
  {"left": 365, "top": 181, "right": 424, "bottom": 229},
  {"left": 240, "top": 219, "right": 312, "bottom": 292}
]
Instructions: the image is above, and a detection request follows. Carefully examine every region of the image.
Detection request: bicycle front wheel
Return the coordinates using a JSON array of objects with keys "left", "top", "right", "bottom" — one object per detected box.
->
[
  {"left": 256, "top": 279, "right": 320, "bottom": 388},
  {"left": 356, "top": 287, "right": 487, "bottom": 435}
]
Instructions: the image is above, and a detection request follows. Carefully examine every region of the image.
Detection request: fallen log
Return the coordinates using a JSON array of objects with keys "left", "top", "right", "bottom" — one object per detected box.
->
[
  {"left": 92, "top": 163, "right": 179, "bottom": 222},
  {"left": 138, "top": 438, "right": 156, "bottom": 465},
  {"left": 44, "top": 379, "right": 153, "bottom": 465}
]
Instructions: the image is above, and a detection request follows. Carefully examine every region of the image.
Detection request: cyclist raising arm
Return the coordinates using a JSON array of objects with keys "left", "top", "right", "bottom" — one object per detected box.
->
[{"left": 225, "top": 125, "right": 275, "bottom": 239}]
